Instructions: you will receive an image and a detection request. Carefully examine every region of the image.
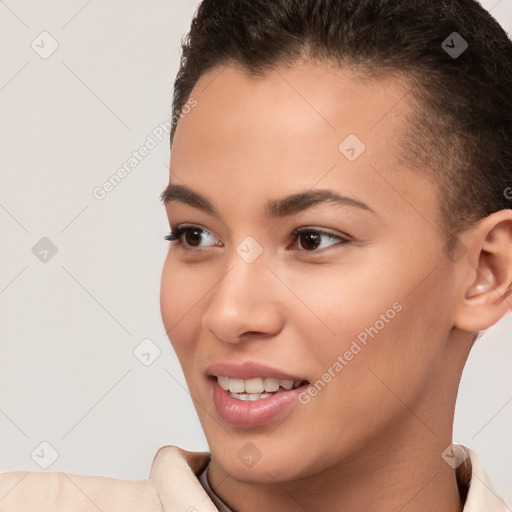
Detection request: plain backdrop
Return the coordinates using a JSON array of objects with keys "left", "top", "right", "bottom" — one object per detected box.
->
[{"left": 1, "top": 0, "right": 511, "bottom": 506}]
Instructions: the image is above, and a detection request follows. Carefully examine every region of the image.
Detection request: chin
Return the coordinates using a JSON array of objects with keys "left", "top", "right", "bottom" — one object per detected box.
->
[{"left": 207, "top": 433, "right": 329, "bottom": 485}]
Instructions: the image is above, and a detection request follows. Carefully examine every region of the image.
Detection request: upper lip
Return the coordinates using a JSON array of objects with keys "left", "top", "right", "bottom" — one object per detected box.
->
[{"left": 206, "top": 361, "right": 307, "bottom": 381}]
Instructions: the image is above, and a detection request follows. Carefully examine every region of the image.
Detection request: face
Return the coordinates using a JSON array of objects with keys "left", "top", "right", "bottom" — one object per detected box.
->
[{"left": 160, "top": 61, "right": 460, "bottom": 483}]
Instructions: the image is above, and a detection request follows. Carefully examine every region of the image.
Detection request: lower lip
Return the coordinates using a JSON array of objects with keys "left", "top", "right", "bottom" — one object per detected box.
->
[{"left": 210, "top": 378, "right": 307, "bottom": 428}]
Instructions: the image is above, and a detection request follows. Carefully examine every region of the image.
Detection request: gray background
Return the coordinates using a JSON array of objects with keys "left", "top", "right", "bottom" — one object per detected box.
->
[{"left": 1, "top": 0, "right": 511, "bottom": 505}]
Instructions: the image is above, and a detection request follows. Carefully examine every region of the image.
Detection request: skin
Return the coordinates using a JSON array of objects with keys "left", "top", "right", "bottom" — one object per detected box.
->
[{"left": 160, "top": 60, "right": 512, "bottom": 512}]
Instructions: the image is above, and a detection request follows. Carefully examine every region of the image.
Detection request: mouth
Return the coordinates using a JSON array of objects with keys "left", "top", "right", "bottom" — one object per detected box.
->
[
  {"left": 205, "top": 362, "right": 311, "bottom": 427},
  {"left": 215, "top": 376, "right": 309, "bottom": 401}
]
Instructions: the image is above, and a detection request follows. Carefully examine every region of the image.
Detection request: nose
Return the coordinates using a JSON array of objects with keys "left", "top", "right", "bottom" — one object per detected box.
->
[{"left": 201, "top": 253, "right": 284, "bottom": 344}]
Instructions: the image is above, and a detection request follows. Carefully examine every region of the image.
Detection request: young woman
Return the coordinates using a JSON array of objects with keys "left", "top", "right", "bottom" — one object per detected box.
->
[{"left": 1, "top": 0, "right": 511, "bottom": 510}]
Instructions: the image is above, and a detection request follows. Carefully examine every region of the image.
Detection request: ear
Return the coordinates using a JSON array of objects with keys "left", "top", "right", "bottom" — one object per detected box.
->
[{"left": 453, "top": 209, "right": 512, "bottom": 332}]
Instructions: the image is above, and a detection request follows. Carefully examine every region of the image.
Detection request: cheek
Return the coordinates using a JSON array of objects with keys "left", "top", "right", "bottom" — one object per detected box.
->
[
  {"left": 277, "top": 256, "right": 401, "bottom": 348},
  {"left": 291, "top": 251, "right": 447, "bottom": 394},
  {"left": 316, "top": 274, "right": 451, "bottom": 425}
]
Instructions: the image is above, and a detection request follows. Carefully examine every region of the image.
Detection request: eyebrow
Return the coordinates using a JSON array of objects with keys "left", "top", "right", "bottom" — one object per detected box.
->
[{"left": 160, "top": 183, "right": 376, "bottom": 218}]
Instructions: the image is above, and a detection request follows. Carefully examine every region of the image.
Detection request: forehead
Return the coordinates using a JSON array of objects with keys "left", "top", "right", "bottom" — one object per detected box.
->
[
  {"left": 172, "top": 62, "right": 415, "bottom": 173},
  {"left": 175, "top": 61, "right": 413, "bottom": 147},
  {"left": 169, "top": 62, "right": 438, "bottom": 230}
]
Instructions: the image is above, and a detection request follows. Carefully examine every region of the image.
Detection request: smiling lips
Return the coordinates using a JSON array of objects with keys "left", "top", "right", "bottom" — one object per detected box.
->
[{"left": 206, "top": 362, "right": 310, "bottom": 426}]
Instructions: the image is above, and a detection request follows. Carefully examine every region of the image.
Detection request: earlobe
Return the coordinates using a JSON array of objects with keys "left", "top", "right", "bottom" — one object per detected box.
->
[{"left": 453, "top": 210, "right": 512, "bottom": 333}]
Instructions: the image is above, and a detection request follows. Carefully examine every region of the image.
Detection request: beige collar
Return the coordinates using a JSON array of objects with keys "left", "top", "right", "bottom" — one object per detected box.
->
[{"left": 150, "top": 445, "right": 218, "bottom": 511}]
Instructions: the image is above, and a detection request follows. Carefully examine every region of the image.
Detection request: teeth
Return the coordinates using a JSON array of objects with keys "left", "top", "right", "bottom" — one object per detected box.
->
[
  {"left": 217, "top": 376, "right": 305, "bottom": 394},
  {"left": 218, "top": 376, "right": 230, "bottom": 391},
  {"left": 263, "top": 378, "right": 280, "bottom": 392},
  {"left": 229, "top": 378, "right": 244, "bottom": 393},
  {"left": 280, "top": 380, "right": 294, "bottom": 390},
  {"left": 245, "top": 378, "right": 264, "bottom": 393},
  {"left": 230, "top": 392, "right": 273, "bottom": 401}
]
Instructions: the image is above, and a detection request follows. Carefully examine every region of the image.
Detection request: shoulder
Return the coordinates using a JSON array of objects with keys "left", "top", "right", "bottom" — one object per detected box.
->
[
  {"left": 0, "top": 468, "right": 161, "bottom": 511},
  {"left": 0, "top": 445, "right": 212, "bottom": 512}
]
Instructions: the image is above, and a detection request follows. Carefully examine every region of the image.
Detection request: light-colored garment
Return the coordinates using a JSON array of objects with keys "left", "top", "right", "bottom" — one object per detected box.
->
[
  {"left": 0, "top": 444, "right": 508, "bottom": 511},
  {"left": 0, "top": 446, "right": 218, "bottom": 512}
]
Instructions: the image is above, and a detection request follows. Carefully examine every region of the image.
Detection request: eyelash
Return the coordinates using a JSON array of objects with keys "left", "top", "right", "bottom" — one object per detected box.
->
[
  {"left": 164, "top": 225, "right": 222, "bottom": 248},
  {"left": 164, "top": 224, "right": 352, "bottom": 253}
]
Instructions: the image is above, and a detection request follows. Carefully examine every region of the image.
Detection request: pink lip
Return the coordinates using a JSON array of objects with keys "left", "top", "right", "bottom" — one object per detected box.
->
[
  {"left": 209, "top": 378, "right": 308, "bottom": 428},
  {"left": 205, "top": 361, "right": 309, "bottom": 428},
  {"left": 205, "top": 361, "right": 306, "bottom": 381}
]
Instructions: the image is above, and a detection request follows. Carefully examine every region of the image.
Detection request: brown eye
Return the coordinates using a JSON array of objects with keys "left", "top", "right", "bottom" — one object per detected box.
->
[
  {"left": 165, "top": 225, "right": 221, "bottom": 248},
  {"left": 290, "top": 228, "right": 351, "bottom": 252},
  {"left": 184, "top": 228, "right": 204, "bottom": 246},
  {"left": 298, "top": 232, "right": 322, "bottom": 251}
]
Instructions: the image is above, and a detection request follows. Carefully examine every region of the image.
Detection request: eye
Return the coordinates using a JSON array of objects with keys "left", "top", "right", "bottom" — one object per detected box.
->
[
  {"left": 165, "top": 224, "right": 222, "bottom": 249},
  {"left": 289, "top": 227, "right": 351, "bottom": 252},
  {"left": 164, "top": 225, "right": 351, "bottom": 252}
]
